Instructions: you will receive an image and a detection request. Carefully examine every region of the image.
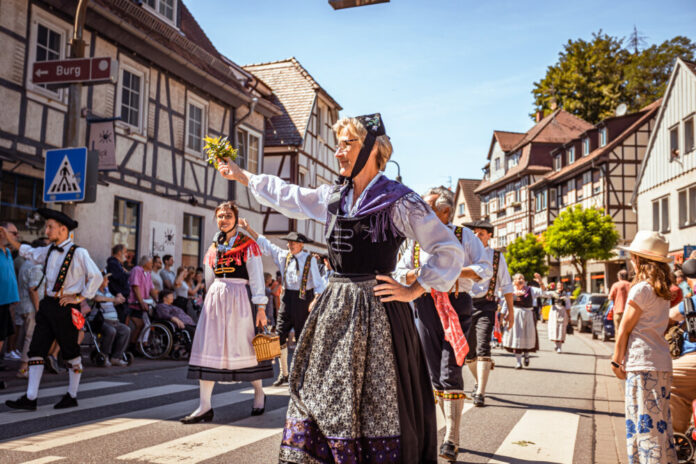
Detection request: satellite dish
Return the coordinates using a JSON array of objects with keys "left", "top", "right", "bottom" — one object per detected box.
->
[{"left": 615, "top": 103, "right": 628, "bottom": 117}]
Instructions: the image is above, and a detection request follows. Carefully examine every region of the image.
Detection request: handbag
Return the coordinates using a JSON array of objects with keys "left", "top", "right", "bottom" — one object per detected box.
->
[
  {"left": 252, "top": 327, "right": 281, "bottom": 362},
  {"left": 566, "top": 322, "right": 574, "bottom": 335}
]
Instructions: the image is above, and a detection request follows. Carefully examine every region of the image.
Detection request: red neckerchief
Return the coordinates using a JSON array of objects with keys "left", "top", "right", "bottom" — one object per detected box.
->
[{"left": 430, "top": 290, "right": 469, "bottom": 366}]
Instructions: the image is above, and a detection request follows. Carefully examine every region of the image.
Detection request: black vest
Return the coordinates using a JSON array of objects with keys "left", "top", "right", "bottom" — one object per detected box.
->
[
  {"left": 213, "top": 254, "right": 249, "bottom": 280},
  {"left": 327, "top": 213, "right": 404, "bottom": 275}
]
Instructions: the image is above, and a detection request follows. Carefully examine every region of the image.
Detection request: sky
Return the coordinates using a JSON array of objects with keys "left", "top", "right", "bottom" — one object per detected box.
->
[{"left": 187, "top": 0, "right": 696, "bottom": 195}]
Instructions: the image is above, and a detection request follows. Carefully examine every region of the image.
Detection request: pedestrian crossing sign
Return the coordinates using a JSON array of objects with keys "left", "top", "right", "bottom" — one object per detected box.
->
[{"left": 43, "top": 147, "right": 87, "bottom": 202}]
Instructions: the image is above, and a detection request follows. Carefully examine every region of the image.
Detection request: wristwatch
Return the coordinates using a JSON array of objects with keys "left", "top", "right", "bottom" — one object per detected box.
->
[{"left": 610, "top": 361, "right": 622, "bottom": 368}]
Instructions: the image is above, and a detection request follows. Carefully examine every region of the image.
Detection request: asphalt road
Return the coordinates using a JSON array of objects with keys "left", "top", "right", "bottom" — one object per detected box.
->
[{"left": 0, "top": 323, "right": 612, "bottom": 464}]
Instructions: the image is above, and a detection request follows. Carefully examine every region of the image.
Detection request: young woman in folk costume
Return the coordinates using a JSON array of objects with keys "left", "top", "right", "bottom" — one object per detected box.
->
[
  {"left": 502, "top": 273, "right": 544, "bottom": 369},
  {"left": 217, "top": 114, "right": 465, "bottom": 464},
  {"left": 181, "top": 201, "right": 271, "bottom": 424}
]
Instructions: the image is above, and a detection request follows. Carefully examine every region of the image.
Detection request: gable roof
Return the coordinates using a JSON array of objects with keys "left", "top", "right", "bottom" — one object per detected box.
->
[
  {"left": 529, "top": 99, "right": 662, "bottom": 190},
  {"left": 476, "top": 110, "right": 593, "bottom": 194},
  {"left": 244, "top": 58, "right": 342, "bottom": 146},
  {"left": 486, "top": 131, "right": 525, "bottom": 160},
  {"left": 454, "top": 178, "right": 482, "bottom": 220},
  {"left": 632, "top": 58, "right": 696, "bottom": 206}
]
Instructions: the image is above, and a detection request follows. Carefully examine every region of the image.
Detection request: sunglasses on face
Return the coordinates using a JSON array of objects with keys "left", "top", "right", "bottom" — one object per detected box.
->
[{"left": 336, "top": 139, "right": 359, "bottom": 150}]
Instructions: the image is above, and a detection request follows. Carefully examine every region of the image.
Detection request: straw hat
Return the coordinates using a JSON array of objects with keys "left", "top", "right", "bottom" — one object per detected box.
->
[{"left": 618, "top": 231, "right": 672, "bottom": 263}]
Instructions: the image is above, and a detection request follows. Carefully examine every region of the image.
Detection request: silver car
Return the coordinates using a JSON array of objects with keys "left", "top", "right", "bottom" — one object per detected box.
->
[{"left": 571, "top": 293, "right": 608, "bottom": 332}]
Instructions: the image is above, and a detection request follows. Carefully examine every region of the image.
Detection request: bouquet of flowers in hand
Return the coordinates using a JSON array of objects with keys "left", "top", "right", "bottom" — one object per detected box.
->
[{"left": 203, "top": 136, "right": 238, "bottom": 169}]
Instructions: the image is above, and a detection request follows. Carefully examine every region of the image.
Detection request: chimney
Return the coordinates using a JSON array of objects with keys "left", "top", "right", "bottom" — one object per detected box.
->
[{"left": 535, "top": 110, "right": 543, "bottom": 123}]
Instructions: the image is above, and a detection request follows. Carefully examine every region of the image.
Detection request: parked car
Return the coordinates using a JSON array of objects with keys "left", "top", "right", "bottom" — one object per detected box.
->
[
  {"left": 571, "top": 293, "right": 608, "bottom": 332},
  {"left": 591, "top": 299, "right": 615, "bottom": 342}
]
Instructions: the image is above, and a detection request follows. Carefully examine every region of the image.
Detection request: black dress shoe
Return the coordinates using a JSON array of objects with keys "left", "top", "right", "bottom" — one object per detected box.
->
[
  {"left": 5, "top": 394, "right": 37, "bottom": 411},
  {"left": 272, "top": 375, "right": 288, "bottom": 387},
  {"left": 54, "top": 393, "right": 78, "bottom": 409},
  {"left": 439, "top": 441, "right": 458, "bottom": 462},
  {"left": 251, "top": 395, "right": 266, "bottom": 416},
  {"left": 473, "top": 393, "right": 485, "bottom": 407},
  {"left": 180, "top": 408, "right": 214, "bottom": 424},
  {"left": 523, "top": 356, "right": 530, "bottom": 367}
]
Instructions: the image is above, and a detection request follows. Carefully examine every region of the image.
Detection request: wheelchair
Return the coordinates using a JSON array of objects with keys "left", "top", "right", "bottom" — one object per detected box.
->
[{"left": 136, "top": 300, "right": 193, "bottom": 360}]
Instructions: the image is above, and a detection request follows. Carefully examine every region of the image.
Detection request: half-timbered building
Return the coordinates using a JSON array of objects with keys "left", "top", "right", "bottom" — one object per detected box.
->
[
  {"left": 0, "top": 0, "right": 281, "bottom": 269},
  {"left": 452, "top": 178, "right": 481, "bottom": 226},
  {"left": 530, "top": 100, "right": 660, "bottom": 291},
  {"left": 243, "top": 58, "right": 342, "bottom": 252},
  {"left": 475, "top": 110, "right": 593, "bottom": 249},
  {"left": 633, "top": 58, "right": 696, "bottom": 264}
]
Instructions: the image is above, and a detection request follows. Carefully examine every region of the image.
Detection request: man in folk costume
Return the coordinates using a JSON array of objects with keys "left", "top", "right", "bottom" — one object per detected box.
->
[
  {"left": 463, "top": 220, "right": 514, "bottom": 407},
  {"left": 242, "top": 226, "right": 326, "bottom": 387},
  {"left": 2, "top": 209, "right": 101, "bottom": 410},
  {"left": 395, "top": 187, "right": 492, "bottom": 462}
]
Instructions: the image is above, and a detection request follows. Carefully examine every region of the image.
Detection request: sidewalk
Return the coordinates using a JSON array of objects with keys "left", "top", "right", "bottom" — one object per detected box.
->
[{"left": 576, "top": 333, "right": 629, "bottom": 463}]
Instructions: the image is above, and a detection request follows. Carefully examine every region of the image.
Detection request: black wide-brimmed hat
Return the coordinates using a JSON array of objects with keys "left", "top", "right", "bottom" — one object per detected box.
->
[
  {"left": 280, "top": 232, "right": 312, "bottom": 244},
  {"left": 463, "top": 220, "right": 494, "bottom": 234},
  {"left": 683, "top": 259, "right": 696, "bottom": 278},
  {"left": 37, "top": 207, "right": 78, "bottom": 230}
]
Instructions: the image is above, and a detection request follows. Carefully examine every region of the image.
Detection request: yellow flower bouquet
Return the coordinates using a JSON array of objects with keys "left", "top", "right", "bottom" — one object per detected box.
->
[{"left": 203, "top": 135, "right": 238, "bottom": 169}]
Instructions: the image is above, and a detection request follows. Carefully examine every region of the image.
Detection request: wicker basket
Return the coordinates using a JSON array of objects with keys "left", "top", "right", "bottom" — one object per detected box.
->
[{"left": 252, "top": 332, "right": 281, "bottom": 362}]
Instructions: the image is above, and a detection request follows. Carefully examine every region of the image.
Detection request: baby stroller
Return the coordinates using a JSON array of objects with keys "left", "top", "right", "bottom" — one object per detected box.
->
[{"left": 82, "top": 303, "right": 134, "bottom": 367}]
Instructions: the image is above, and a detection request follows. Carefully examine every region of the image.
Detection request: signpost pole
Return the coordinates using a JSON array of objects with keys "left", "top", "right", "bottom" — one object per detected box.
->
[{"left": 63, "top": 0, "right": 89, "bottom": 217}]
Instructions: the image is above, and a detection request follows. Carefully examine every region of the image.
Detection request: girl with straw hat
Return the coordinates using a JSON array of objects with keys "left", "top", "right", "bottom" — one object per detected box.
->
[{"left": 612, "top": 231, "right": 677, "bottom": 463}]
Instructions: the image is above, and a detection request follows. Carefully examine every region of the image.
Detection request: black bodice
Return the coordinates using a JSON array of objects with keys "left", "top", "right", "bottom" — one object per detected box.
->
[
  {"left": 213, "top": 256, "right": 249, "bottom": 280},
  {"left": 513, "top": 287, "right": 534, "bottom": 308},
  {"left": 327, "top": 214, "right": 404, "bottom": 275}
]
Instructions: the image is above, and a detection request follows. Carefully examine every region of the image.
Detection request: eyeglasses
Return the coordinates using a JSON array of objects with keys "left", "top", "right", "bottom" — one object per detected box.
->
[
  {"left": 216, "top": 214, "right": 235, "bottom": 220},
  {"left": 336, "top": 139, "right": 359, "bottom": 150}
]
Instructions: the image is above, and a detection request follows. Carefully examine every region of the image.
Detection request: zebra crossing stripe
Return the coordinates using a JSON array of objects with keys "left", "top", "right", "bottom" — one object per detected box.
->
[
  {"left": 116, "top": 406, "right": 288, "bottom": 464},
  {"left": 0, "top": 386, "right": 290, "bottom": 453},
  {"left": 0, "top": 384, "right": 197, "bottom": 427},
  {"left": 0, "top": 381, "right": 129, "bottom": 404},
  {"left": 488, "top": 409, "right": 579, "bottom": 464},
  {"left": 17, "top": 457, "right": 65, "bottom": 464}
]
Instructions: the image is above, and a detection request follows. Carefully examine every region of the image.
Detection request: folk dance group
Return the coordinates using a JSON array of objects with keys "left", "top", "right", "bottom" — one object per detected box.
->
[{"left": 0, "top": 113, "right": 557, "bottom": 464}]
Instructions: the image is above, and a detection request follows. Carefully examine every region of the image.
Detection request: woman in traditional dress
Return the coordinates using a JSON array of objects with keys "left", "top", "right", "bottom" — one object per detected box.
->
[
  {"left": 502, "top": 273, "right": 542, "bottom": 369},
  {"left": 217, "top": 114, "right": 465, "bottom": 463},
  {"left": 545, "top": 283, "right": 571, "bottom": 353},
  {"left": 181, "top": 201, "right": 271, "bottom": 424}
]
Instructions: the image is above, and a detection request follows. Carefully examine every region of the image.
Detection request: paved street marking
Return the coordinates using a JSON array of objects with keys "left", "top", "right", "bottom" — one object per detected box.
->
[
  {"left": 117, "top": 406, "right": 288, "bottom": 463},
  {"left": 0, "top": 384, "right": 197, "bottom": 426},
  {"left": 488, "top": 409, "right": 579, "bottom": 464},
  {"left": 0, "top": 386, "right": 290, "bottom": 452},
  {"left": 18, "top": 457, "right": 65, "bottom": 464},
  {"left": 0, "top": 381, "right": 129, "bottom": 403},
  {"left": 435, "top": 400, "right": 474, "bottom": 430}
]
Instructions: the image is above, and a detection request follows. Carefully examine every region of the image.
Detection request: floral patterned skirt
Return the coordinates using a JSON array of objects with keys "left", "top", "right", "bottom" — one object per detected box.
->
[
  {"left": 279, "top": 276, "right": 437, "bottom": 464},
  {"left": 625, "top": 371, "right": 678, "bottom": 464}
]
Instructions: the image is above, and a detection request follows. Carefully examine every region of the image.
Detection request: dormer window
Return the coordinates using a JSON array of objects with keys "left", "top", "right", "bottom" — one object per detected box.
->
[
  {"left": 567, "top": 146, "right": 575, "bottom": 164},
  {"left": 599, "top": 127, "right": 608, "bottom": 147},
  {"left": 554, "top": 154, "right": 562, "bottom": 171},
  {"left": 144, "top": 0, "right": 177, "bottom": 25},
  {"left": 582, "top": 137, "right": 590, "bottom": 156},
  {"left": 494, "top": 158, "right": 501, "bottom": 170}
]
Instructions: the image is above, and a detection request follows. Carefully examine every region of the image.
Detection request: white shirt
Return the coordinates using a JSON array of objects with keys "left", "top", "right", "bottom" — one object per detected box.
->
[
  {"left": 150, "top": 270, "right": 163, "bottom": 292},
  {"left": 19, "top": 238, "right": 102, "bottom": 299},
  {"left": 470, "top": 246, "right": 514, "bottom": 298},
  {"left": 256, "top": 236, "right": 326, "bottom": 294},
  {"left": 249, "top": 173, "right": 465, "bottom": 292},
  {"left": 395, "top": 223, "right": 492, "bottom": 294},
  {"left": 625, "top": 281, "right": 672, "bottom": 372}
]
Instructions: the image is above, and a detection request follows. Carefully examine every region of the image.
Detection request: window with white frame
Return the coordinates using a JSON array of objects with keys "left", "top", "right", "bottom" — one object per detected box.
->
[
  {"left": 144, "top": 0, "right": 177, "bottom": 25},
  {"left": 670, "top": 125, "right": 680, "bottom": 159},
  {"left": 236, "top": 127, "right": 262, "bottom": 174},
  {"left": 28, "top": 13, "right": 69, "bottom": 99},
  {"left": 678, "top": 184, "right": 696, "bottom": 228},
  {"left": 582, "top": 137, "right": 590, "bottom": 156},
  {"left": 652, "top": 196, "right": 670, "bottom": 233},
  {"left": 118, "top": 68, "right": 144, "bottom": 130},
  {"left": 458, "top": 203, "right": 466, "bottom": 216},
  {"left": 599, "top": 127, "right": 608, "bottom": 147},
  {"left": 185, "top": 96, "right": 207, "bottom": 154},
  {"left": 549, "top": 188, "right": 557, "bottom": 208},
  {"left": 494, "top": 158, "right": 500, "bottom": 170},
  {"left": 535, "top": 191, "right": 547, "bottom": 212},
  {"left": 554, "top": 154, "right": 562, "bottom": 171},
  {"left": 582, "top": 171, "right": 592, "bottom": 186},
  {"left": 685, "top": 117, "right": 695, "bottom": 154},
  {"left": 567, "top": 146, "right": 575, "bottom": 164}
]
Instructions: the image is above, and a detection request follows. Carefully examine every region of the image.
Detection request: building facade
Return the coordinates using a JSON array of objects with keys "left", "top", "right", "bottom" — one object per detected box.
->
[
  {"left": 475, "top": 111, "right": 593, "bottom": 249},
  {"left": 452, "top": 178, "right": 481, "bottom": 226},
  {"left": 530, "top": 101, "right": 660, "bottom": 291},
  {"left": 0, "top": 0, "right": 280, "bottom": 270},
  {"left": 633, "top": 58, "right": 696, "bottom": 264},
  {"left": 244, "top": 58, "right": 342, "bottom": 253}
]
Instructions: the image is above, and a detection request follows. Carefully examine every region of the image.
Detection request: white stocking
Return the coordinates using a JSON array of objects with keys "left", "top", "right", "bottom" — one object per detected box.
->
[
  {"left": 466, "top": 358, "right": 477, "bottom": 383},
  {"left": 191, "top": 380, "right": 214, "bottom": 417},
  {"left": 26, "top": 357, "right": 44, "bottom": 400},
  {"left": 443, "top": 396, "right": 465, "bottom": 446},
  {"left": 515, "top": 353, "right": 523, "bottom": 365},
  {"left": 66, "top": 356, "right": 82, "bottom": 399},
  {"left": 476, "top": 359, "right": 493, "bottom": 395},
  {"left": 251, "top": 379, "right": 264, "bottom": 408},
  {"left": 279, "top": 347, "right": 289, "bottom": 377}
]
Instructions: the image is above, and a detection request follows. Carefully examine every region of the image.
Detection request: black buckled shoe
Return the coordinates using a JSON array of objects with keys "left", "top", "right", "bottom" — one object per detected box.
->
[
  {"left": 272, "top": 374, "right": 288, "bottom": 387},
  {"left": 523, "top": 356, "right": 530, "bottom": 367},
  {"left": 5, "top": 394, "right": 37, "bottom": 411},
  {"left": 439, "top": 441, "right": 458, "bottom": 462},
  {"left": 54, "top": 393, "right": 78, "bottom": 409},
  {"left": 473, "top": 393, "right": 485, "bottom": 407},
  {"left": 251, "top": 395, "right": 266, "bottom": 416},
  {"left": 180, "top": 408, "right": 214, "bottom": 424}
]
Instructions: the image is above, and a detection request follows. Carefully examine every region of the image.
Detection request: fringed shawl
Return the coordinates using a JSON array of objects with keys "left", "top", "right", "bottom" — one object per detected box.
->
[{"left": 204, "top": 233, "right": 261, "bottom": 268}]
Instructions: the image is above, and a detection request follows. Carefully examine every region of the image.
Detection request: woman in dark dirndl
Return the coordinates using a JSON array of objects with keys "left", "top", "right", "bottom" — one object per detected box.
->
[
  {"left": 216, "top": 114, "right": 466, "bottom": 463},
  {"left": 181, "top": 201, "right": 271, "bottom": 423}
]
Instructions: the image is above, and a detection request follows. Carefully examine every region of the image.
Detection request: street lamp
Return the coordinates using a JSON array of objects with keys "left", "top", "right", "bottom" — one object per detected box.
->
[
  {"left": 387, "top": 159, "right": 402, "bottom": 183},
  {"left": 329, "top": 0, "right": 389, "bottom": 9}
]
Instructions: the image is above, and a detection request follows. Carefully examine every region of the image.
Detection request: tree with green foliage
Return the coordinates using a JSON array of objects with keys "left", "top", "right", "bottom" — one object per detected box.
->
[
  {"left": 543, "top": 205, "right": 620, "bottom": 292},
  {"left": 504, "top": 234, "right": 548, "bottom": 282},
  {"left": 532, "top": 31, "right": 696, "bottom": 123}
]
